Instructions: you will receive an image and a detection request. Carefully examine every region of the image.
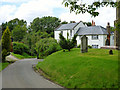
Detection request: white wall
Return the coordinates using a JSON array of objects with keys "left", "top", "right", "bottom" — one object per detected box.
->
[
  {"left": 76, "top": 36, "right": 81, "bottom": 45},
  {"left": 76, "top": 35, "right": 107, "bottom": 48},
  {"left": 110, "top": 34, "right": 114, "bottom": 46},
  {"left": 54, "top": 30, "right": 72, "bottom": 41},
  {"left": 54, "top": 31, "right": 61, "bottom": 42}
]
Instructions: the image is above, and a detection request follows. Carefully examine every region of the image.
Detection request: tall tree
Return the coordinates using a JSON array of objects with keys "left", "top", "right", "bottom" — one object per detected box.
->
[
  {"left": 2, "top": 27, "right": 11, "bottom": 61},
  {"left": 1, "top": 18, "right": 27, "bottom": 34},
  {"left": 30, "top": 16, "right": 61, "bottom": 37},
  {"left": 12, "top": 25, "right": 27, "bottom": 42}
]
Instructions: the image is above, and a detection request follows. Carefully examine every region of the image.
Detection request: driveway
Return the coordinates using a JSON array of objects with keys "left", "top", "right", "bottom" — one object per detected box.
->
[{"left": 1, "top": 58, "right": 63, "bottom": 88}]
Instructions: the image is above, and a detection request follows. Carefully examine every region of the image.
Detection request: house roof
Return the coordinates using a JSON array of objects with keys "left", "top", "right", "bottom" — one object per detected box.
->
[
  {"left": 55, "top": 23, "right": 79, "bottom": 31},
  {"left": 76, "top": 26, "right": 108, "bottom": 35}
]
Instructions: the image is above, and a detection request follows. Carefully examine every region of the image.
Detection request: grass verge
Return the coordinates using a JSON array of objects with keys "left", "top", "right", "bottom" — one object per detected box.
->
[
  {"left": 11, "top": 52, "right": 36, "bottom": 59},
  {"left": 0, "top": 62, "right": 10, "bottom": 72},
  {"left": 36, "top": 48, "right": 118, "bottom": 88}
]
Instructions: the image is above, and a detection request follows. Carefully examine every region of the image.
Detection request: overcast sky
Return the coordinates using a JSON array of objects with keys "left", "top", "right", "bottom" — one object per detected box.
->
[{"left": 0, "top": 0, "right": 116, "bottom": 27}]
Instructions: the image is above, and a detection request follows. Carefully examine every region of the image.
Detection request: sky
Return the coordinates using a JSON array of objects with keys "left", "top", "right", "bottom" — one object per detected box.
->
[{"left": 0, "top": 0, "right": 116, "bottom": 27}]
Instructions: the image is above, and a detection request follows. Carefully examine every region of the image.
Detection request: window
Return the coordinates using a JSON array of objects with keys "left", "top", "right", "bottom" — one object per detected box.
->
[
  {"left": 61, "top": 31, "right": 63, "bottom": 35},
  {"left": 70, "top": 30, "right": 72, "bottom": 36},
  {"left": 92, "top": 35, "right": 98, "bottom": 40},
  {"left": 92, "top": 45, "right": 98, "bottom": 48}
]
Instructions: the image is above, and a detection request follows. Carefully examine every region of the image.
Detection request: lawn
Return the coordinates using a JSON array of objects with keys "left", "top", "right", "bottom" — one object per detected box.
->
[
  {"left": 36, "top": 48, "right": 118, "bottom": 88},
  {"left": 0, "top": 63, "right": 10, "bottom": 72},
  {"left": 11, "top": 52, "right": 36, "bottom": 59}
]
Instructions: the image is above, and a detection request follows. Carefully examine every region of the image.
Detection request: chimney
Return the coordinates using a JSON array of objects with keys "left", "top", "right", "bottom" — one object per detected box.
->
[
  {"left": 93, "top": 22, "right": 95, "bottom": 26},
  {"left": 106, "top": 22, "right": 111, "bottom": 46},
  {"left": 107, "top": 22, "right": 110, "bottom": 34},
  {"left": 92, "top": 20, "right": 95, "bottom": 26}
]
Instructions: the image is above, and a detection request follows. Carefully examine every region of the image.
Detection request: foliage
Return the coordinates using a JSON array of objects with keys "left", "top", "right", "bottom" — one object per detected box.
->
[
  {"left": 88, "top": 45, "right": 92, "bottom": 48},
  {"left": 22, "top": 31, "right": 50, "bottom": 56},
  {"left": 36, "top": 48, "right": 118, "bottom": 88},
  {"left": 83, "top": 22, "right": 92, "bottom": 26},
  {"left": 2, "top": 27, "right": 11, "bottom": 61},
  {"left": 35, "top": 38, "right": 61, "bottom": 59},
  {"left": 1, "top": 18, "right": 27, "bottom": 34},
  {"left": 59, "top": 33, "right": 77, "bottom": 51},
  {"left": 30, "top": 16, "right": 61, "bottom": 37},
  {"left": 115, "top": 20, "right": 120, "bottom": 31},
  {"left": 11, "top": 52, "right": 36, "bottom": 59},
  {"left": 61, "top": 21, "right": 68, "bottom": 24},
  {"left": 77, "top": 44, "right": 81, "bottom": 48},
  {"left": 12, "top": 25, "right": 27, "bottom": 42},
  {"left": 2, "top": 49, "right": 8, "bottom": 62},
  {"left": 0, "top": 62, "right": 10, "bottom": 72},
  {"left": 13, "top": 42, "right": 30, "bottom": 55},
  {"left": 62, "top": 0, "right": 117, "bottom": 17}
]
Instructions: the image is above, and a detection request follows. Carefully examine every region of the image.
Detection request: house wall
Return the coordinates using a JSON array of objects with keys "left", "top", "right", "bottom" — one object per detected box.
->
[
  {"left": 54, "top": 29, "right": 73, "bottom": 41},
  {"left": 76, "top": 35, "right": 107, "bottom": 48},
  {"left": 110, "top": 34, "right": 114, "bottom": 46},
  {"left": 54, "top": 31, "right": 61, "bottom": 42}
]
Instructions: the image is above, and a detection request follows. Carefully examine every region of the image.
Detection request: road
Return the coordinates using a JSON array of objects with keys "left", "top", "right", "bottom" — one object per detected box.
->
[{"left": 1, "top": 58, "right": 63, "bottom": 88}]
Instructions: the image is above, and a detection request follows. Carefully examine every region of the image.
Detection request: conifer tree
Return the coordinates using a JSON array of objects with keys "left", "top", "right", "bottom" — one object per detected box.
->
[
  {"left": 2, "top": 26, "right": 11, "bottom": 61},
  {"left": 59, "top": 33, "right": 77, "bottom": 51}
]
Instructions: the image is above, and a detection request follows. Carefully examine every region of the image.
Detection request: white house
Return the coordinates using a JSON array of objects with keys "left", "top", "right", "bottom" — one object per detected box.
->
[{"left": 54, "top": 21, "right": 114, "bottom": 48}]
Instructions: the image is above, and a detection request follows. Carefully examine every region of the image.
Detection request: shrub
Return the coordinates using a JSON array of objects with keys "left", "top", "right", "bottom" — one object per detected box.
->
[
  {"left": 59, "top": 33, "right": 77, "bottom": 51},
  {"left": 13, "top": 42, "right": 30, "bottom": 55},
  {"left": 88, "top": 45, "right": 92, "bottom": 48},
  {"left": 77, "top": 44, "right": 81, "bottom": 48},
  {"left": 35, "top": 38, "right": 61, "bottom": 59}
]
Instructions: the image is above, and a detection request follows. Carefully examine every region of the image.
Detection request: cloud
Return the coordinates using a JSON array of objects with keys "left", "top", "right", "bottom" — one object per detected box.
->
[
  {"left": 0, "top": 5, "right": 17, "bottom": 23},
  {"left": 1, "top": 0, "right": 28, "bottom": 3},
  {"left": 0, "top": 0, "right": 116, "bottom": 27},
  {"left": 59, "top": 6, "right": 116, "bottom": 27},
  {"left": 0, "top": 0, "right": 65, "bottom": 25}
]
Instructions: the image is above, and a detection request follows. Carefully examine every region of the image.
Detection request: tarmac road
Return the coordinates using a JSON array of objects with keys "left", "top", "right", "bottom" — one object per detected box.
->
[{"left": 1, "top": 58, "right": 62, "bottom": 88}]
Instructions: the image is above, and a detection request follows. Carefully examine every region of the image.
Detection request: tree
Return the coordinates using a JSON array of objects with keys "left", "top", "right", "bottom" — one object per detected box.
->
[
  {"left": 59, "top": 33, "right": 77, "bottom": 51},
  {"left": 7, "top": 18, "right": 27, "bottom": 32},
  {"left": 1, "top": 18, "right": 27, "bottom": 34},
  {"left": 35, "top": 38, "right": 61, "bottom": 59},
  {"left": 61, "top": 21, "right": 68, "bottom": 24},
  {"left": 12, "top": 25, "right": 27, "bottom": 42},
  {"left": 2, "top": 27, "right": 11, "bottom": 61},
  {"left": 62, "top": 0, "right": 117, "bottom": 17},
  {"left": 62, "top": 0, "right": 120, "bottom": 50},
  {"left": 83, "top": 22, "right": 92, "bottom": 26},
  {"left": 30, "top": 16, "right": 61, "bottom": 37}
]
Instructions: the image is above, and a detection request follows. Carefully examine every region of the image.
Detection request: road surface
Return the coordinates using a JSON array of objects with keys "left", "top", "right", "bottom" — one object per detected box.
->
[{"left": 1, "top": 58, "right": 63, "bottom": 88}]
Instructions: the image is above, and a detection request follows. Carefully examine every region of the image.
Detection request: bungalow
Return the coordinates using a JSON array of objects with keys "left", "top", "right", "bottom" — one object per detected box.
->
[{"left": 54, "top": 21, "right": 114, "bottom": 48}]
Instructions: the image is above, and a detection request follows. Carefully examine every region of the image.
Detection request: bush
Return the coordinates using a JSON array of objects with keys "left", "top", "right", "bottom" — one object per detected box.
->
[
  {"left": 88, "top": 45, "right": 92, "bottom": 48},
  {"left": 13, "top": 42, "right": 30, "bottom": 55},
  {"left": 59, "top": 33, "right": 77, "bottom": 51},
  {"left": 77, "top": 44, "right": 81, "bottom": 48},
  {"left": 36, "top": 38, "right": 62, "bottom": 59}
]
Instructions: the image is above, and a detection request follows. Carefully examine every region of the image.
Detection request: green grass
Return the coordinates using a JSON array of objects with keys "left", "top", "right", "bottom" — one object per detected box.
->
[
  {"left": 0, "top": 62, "right": 10, "bottom": 72},
  {"left": 36, "top": 48, "right": 118, "bottom": 88},
  {"left": 11, "top": 52, "right": 36, "bottom": 59}
]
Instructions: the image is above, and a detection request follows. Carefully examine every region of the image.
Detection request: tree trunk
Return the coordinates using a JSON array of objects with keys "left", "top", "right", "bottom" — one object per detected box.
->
[{"left": 114, "top": 1, "right": 120, "bottom": 50}]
